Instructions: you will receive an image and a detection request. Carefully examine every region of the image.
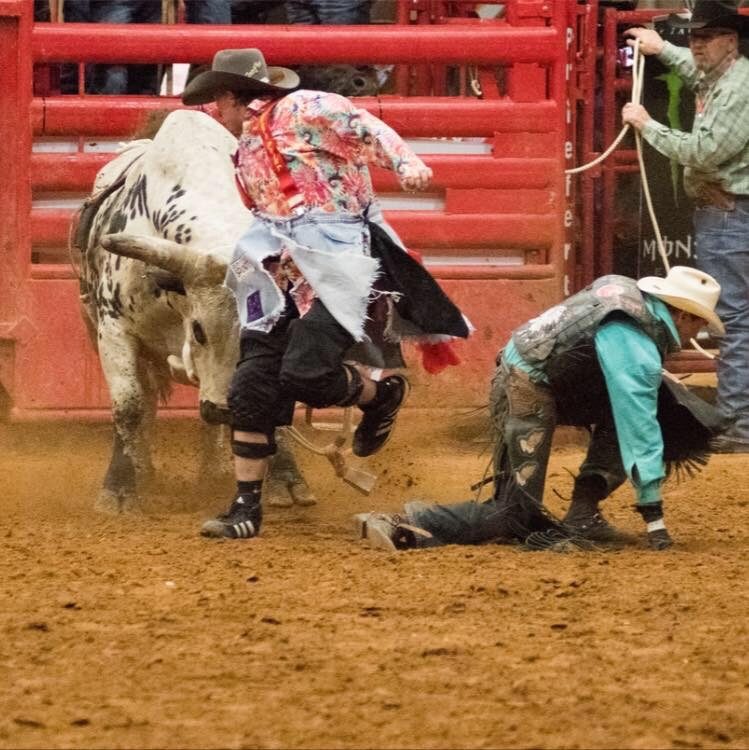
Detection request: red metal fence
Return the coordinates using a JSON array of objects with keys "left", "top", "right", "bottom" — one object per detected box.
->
[{"left": 1, "top": 0, "right": 580, "bottom": 419}]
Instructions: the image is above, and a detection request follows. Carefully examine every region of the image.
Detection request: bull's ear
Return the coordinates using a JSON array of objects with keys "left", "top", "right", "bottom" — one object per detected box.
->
[{"left": 148, "top": 269, "right": 186, "bottom": 295}]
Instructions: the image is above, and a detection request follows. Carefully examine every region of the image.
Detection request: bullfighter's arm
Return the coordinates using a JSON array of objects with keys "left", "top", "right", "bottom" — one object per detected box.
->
[{"left": 310, "top": 91, "right": 432, "bottom": 190}]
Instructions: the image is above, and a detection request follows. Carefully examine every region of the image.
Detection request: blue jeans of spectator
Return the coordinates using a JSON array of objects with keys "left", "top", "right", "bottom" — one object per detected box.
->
[
  {"left": 185, "top": 0, "right": 232, "bottom": 24},
  {"left": 232, "top": 1, "right": 283, "bottom": 23},
  {"left": 63, "top": 1, "right": 161, "bottom": 94},
  {"left": 694, "top": 200, "right": 749, "bottom": 440},
  {"left": 285, "top": 0, "right": 369, "bottom": 24}
]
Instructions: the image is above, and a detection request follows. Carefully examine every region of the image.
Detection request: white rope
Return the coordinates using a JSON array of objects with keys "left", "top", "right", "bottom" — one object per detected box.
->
[{"left": 565, "top": 40, "right": 670, "bottom": 273}]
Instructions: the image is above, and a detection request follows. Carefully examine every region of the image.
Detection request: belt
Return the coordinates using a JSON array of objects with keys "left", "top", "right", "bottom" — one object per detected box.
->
[{"left": 694, "top": 191, "right": 749, "bottom": 210}]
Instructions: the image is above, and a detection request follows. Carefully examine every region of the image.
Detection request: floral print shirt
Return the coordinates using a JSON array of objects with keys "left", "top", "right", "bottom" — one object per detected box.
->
[{"left": 235, "top": 90, "right": 423, "bottom": 216}]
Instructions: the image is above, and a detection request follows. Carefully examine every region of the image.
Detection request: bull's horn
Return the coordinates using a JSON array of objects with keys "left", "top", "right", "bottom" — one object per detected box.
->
[{"left": 101, "top": 233, "right": 227, "bottom": 286}]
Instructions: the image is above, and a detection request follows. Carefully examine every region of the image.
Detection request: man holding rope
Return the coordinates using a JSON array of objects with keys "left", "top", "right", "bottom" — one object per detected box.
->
[{"left": 622, "top": 0, "right": 749, "bottom": 454}]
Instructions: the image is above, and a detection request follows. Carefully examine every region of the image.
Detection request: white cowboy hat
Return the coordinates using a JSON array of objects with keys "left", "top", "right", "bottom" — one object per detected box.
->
[
  {"left": 182, "top": 48, "right": 299, "bottom": 106},
  {"left": 637, "top": 266, "right": 724, "bottom": 336}
]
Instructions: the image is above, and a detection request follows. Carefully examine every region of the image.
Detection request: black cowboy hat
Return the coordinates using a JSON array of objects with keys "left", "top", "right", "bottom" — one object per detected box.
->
[
  {"left": 667, "top": 0, "right": 749, "bottom": 36},
  {"left": 182, "top": 48, "right": 299, "bottom": 106}
]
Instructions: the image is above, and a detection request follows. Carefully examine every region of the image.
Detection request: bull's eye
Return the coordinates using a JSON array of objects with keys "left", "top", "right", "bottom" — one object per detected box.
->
[{"left": 192, "top": 320, "right": 207, "bottom": 345}]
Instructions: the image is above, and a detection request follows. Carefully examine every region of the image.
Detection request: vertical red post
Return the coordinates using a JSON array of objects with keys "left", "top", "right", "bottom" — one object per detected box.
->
[
  {"left": 392, "top": 0, "right": 413, "bottom": 95},
  {"left": 600, "top": 6, "right": 618, "bottom": 278},
  {"left": 0, "top": 0, "right": 33, "bottom": 409},
  {"left": 578, "top": 0, "right": 598, "bottom": 290},
  {"left": 561, "top": 0, "right": 580, "bottom": 297}
]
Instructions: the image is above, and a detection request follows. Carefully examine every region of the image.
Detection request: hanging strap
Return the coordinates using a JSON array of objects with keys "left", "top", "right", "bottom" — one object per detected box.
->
[
  {"left": 256, "top": 103, "right": 305, "bottom": 213},
  {"left": 232, "top": 100, "right": 304, "bottom": 214}
]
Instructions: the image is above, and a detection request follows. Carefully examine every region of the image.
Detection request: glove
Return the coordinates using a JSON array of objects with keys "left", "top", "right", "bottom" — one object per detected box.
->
[{"left": 647, "top": 527, "right": 673, "bottom": 551}]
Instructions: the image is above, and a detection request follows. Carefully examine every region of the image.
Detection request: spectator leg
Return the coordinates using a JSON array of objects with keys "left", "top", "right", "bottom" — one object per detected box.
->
[
  {"left": 314, "top": 0, "right": 370, "bottom": 24},
  {"left": 284, "top": 0, "right": 319, "bottom": 23},
  {"left": 185, "top": 0, "right": 232, "bottom": 24}
]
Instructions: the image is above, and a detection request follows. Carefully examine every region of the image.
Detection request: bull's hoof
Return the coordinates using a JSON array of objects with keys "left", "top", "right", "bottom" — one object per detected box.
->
[
  {"left": 264, "top": 478, "right": 317, "bottom": 507},
  {"left": 94, "top": 489, "right": 141, "bottom": 514},
  {"left": 265, "top": 478, "right": 294, "bottom": 508},
  {"left": 289, "top": 481, "right": 317, "bottom": 507}
]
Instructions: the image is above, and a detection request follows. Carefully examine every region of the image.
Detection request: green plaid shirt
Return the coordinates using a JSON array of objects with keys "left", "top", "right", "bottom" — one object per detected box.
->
[{"left": 642, "top": 42, "right": 749, "bottom": 199}]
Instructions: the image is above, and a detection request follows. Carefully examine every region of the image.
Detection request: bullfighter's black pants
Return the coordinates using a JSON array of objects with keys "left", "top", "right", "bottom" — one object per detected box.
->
[{"left": 228, "top": 297, "right": 358, "bottom": 444}]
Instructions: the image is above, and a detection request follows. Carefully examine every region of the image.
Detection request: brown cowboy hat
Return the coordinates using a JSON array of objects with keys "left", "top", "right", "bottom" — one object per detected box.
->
[
  {"left": 181, "top": 48, "right": 299, "bottom": 105},
  {"left": 667, "top": 0, "right": 749, "bottom": 36}
]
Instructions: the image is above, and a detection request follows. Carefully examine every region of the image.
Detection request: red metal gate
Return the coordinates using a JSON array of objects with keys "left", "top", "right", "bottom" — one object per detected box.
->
[{"left": 0, "top": 0, "right": 580, "bottom": 420}]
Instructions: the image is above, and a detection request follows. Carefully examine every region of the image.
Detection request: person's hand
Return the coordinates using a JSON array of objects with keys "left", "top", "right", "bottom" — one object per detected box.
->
[
  {"left": 647, "top": 528, "right": 674, "bottom": 551},
  {"left": 624, "top": 27, "right": 665, "bottom": 56},
  {"left": 400, "top": 163, "right": 432, "bottom": 192},
  {"left": 622, "top": 102, "right": 652, "bottom": 132}
]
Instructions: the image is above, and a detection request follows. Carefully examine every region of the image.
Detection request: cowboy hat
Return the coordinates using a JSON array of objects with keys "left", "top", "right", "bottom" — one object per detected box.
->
[
  {"left": 637, "top": 266, "right": 724, "bottom": 336},
  {"left": 182, "top": 48, "right": 299, "bottom": 106},
  {"left": 667, "top": 0, "right": 749, "bottom": 36}
]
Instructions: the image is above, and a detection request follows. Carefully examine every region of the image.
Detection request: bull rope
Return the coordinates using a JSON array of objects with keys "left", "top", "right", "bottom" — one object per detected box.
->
[{"left": 565, "top": 40, "right": 671, "bottom": 277}]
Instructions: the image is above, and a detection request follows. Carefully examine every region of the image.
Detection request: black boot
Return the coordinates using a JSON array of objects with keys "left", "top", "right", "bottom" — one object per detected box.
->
[
  {"left": 353, "top": 375, "right": 409, "bottom": 457},
  {"left": 562, "top": 476, "right": 629, "bottom": 542}
]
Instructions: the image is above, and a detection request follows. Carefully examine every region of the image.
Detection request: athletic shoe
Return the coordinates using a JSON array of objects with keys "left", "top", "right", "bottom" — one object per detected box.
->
[
  {"left": 562, "top": 510, "right": 633, "bottom": 543},
  {"left": 352, "top": 375, "right": 409, "bottom": 457},
  {"left": 352, "top": 512, "right": 431, "bottom": 551},
  {"left": 201, "top": 497, "right": 262, "bottom": 539}
]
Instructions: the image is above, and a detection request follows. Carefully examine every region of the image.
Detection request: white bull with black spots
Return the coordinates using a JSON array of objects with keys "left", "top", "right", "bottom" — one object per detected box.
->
[{"left": 79, "top": 109, "right": 314, "bottom": 512}]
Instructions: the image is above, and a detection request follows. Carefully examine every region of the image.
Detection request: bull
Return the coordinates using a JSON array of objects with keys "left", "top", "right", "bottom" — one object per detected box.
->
[{"left": 78, "top": 109, "right": 315, "bottom": 512}]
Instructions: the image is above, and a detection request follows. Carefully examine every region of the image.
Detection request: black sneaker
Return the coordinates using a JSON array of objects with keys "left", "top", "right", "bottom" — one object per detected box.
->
[
  {"left": 562, "top": 510, "right": 633, "bottom": 543},
  {"left": 353, "top": 375, "right": 409, "bottom": 457},
  {"left": 201, "top": 497, "right": 262, "bottom": 539}
]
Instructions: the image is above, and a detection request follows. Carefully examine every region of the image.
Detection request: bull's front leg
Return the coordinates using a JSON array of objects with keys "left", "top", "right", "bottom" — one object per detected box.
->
[
  {"left": 266, "top": 428, "right": 317, "bottom": 507},
  {"left": 95, "top": 328, "right": 155, "bottom": 513}
]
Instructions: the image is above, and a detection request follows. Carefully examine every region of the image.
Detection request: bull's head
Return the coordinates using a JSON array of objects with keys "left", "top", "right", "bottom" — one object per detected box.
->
[{"left": 101, "top": 232, "right": 239, "bottom": 424}]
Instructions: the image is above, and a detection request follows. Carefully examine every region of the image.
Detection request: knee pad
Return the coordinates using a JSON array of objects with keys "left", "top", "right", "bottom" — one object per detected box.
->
[{"left": 231, "top": 432, "right": 277, "bottom": 459}]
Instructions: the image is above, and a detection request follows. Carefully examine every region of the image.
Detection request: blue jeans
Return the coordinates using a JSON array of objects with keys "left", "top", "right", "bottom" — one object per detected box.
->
[
  {"left": 285, "top": 0, "right": 369, "bottom": 24},
  {"left": 63, "top": 1, "right": 161, "bottom": 94},
  {"left": 694, "top": 199, "right": 749, "bottom": 440},
  {"left": 185, "top": 0, "right": 232, "bottom": 24}
]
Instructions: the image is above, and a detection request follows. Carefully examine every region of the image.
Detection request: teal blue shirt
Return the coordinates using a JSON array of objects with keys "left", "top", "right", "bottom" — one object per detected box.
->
[{"left": 504, "top": 297, "right": 680, "bottom": 504}]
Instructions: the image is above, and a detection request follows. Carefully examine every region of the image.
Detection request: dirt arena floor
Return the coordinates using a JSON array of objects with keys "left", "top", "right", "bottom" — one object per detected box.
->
[{"left": 1, "top": 405, "right": 747, "bottom": 750}]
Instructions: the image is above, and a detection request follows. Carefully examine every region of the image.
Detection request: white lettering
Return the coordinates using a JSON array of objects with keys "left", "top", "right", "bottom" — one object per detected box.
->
[
  {"left": 564, "top": 242, "right": 571, "bottom": 261},
  {"left": 564, "top": 209, "right": 573, "bottom": 228},
  {"left": 565, "top": 141, "right": 573, "bottom": 160},
  {"left": 641, "top": 235, "right": 693, "bottom": 261}
]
